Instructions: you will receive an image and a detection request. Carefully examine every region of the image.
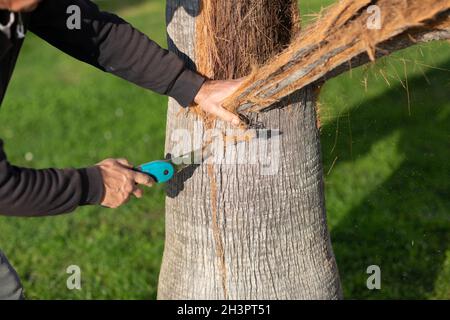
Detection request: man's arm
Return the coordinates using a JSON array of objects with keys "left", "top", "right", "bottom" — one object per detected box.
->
[
  {"left": 0, "top": 140, "right": 155, "bottom": 216},
  {"left": 28, "top": 0, "right": 205, "bottom": 107},
  {"left": 0, "top": 139, "right": 104, "bottom": 216}
]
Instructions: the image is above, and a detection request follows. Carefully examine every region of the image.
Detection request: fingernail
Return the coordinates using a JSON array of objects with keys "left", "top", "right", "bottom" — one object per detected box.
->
[{"left": 232, "top": 119, "right": 240, "bottom": 126}]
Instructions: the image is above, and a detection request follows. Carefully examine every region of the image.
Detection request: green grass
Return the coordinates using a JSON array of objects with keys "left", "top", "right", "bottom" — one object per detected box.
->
[
  {"left": 0, "top": 0, "right": 448, "bottom": 299},
  {"left": 321, "top": 47, "right": 450, "bottom": 299}
]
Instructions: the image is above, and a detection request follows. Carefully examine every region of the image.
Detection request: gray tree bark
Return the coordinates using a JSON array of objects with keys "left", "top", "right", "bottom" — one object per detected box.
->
[
  {"left": 158, "top": 0, "right": 342, "bottom": 300},
  {"left": 157, "top": 0, "right": 450, "bottom": 300}
]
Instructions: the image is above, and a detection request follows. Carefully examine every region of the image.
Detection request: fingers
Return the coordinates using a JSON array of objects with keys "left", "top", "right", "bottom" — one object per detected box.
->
[
  {"left": 97, "top": 158, "right": 154, "bottom": 209},
  {"left": 218, "top": 78, "right": 245, "bottom": 126},
  {"left": 117, "top": 158, "right": 133, "bottom": 168},
  {"left": 195, "top": 79, "right": 246, "bottom": 127},
  {"left": 133, "top": 186, "right": 144, "bottom": 199},
  {"left": 133, "top": 171, "right": 155, "bottom": 187}
]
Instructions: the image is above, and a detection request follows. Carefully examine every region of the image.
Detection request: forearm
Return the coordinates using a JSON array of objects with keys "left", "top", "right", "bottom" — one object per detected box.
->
[
  {"left": 29, "top": 0, "right": 205, "bottom": 106},
  {"left": 93, "top": 19, "right": 205, "bottom": 106},
  {"left": 0, "top": 140, "right": 104, "bottom": 217}
]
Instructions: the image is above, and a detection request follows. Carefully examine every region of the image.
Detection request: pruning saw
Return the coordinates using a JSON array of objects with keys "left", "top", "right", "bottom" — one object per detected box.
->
[{"left": 136, "top": 145, "right": 212, "bottom": 183}]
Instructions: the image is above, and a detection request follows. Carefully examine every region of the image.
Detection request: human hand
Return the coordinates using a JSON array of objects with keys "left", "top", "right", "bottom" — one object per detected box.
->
[
  {"left": 0, "top": 0, "right": 42, "bottom": 12},
  {"left": 194, "top": 78, "right": 244, "bottom": 126},
  {"left": 96, "top": 158, "right": 154, "bottom": 209}
]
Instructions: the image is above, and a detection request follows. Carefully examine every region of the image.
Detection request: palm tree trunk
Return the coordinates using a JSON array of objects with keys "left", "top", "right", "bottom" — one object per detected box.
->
[{"left": 158, "top": 0, "right": 342, "bottom": 300}]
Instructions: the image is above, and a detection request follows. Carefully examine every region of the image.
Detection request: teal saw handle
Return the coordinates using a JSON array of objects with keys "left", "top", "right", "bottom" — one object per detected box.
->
[{"left": 137, "top": 160, "right": 175, "bottom": 183}]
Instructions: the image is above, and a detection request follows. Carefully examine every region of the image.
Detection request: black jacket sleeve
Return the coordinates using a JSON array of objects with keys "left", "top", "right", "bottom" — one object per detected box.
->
[
  {"left": 28, "top": 0, "right": 205, "bottom": 107},
  {"left": 0, "top": 1, "right": 206, "bottom": 217},
  {"left": 0, "top": 140, "right": 104, "bottom": 217}
]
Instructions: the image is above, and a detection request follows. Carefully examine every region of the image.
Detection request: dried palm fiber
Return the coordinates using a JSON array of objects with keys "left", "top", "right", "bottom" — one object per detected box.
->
[
  {"left": 194, "top": 0, "right": 300, "bottom": 126},
  {"left": 221, "top": 0, "right": 450, "bottom": 114},
  {"left": 194, "top": 0, "right": 300, "bottom": 299}
]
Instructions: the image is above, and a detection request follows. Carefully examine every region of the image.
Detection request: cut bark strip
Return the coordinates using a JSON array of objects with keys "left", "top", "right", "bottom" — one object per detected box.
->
[
  {"left": 207, "top": 163, "right": 228, "bottom": 299},
  {"left": 221, "top": 0, "right": 450, "bottom": 113}
]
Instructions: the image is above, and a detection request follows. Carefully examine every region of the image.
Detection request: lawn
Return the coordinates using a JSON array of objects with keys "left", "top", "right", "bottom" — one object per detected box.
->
[{"left": 0, "top": 0, "right": 448, "bottom": 299}]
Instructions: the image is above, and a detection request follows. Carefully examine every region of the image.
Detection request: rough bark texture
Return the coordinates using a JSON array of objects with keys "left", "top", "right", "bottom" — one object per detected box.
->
[{"left": 158, "top": 0, "right": 342, "bottom": 300}]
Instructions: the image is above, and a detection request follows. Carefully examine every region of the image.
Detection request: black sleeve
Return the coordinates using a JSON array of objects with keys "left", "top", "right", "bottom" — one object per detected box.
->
[
  {"left": 0, "top": 139, "right": 104, "bottom": 217},
  {"left": 28, "top": 0, "right": 205, "bottom": 107}
]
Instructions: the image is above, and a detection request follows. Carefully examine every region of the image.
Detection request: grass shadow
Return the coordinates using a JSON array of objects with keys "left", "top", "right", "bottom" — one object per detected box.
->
[{"left": 321, "top": 58, "right": 450, "bottom": 299}]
